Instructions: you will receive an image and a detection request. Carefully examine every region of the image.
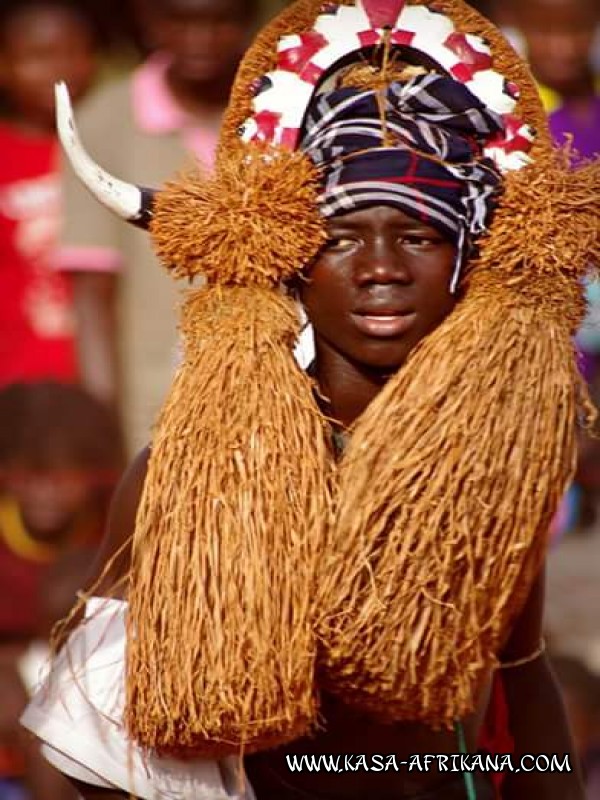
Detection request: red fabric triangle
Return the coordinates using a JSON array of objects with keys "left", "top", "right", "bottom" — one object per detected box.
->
[{"left": 361, "top": 0, "right": 406, "bottom": 28}]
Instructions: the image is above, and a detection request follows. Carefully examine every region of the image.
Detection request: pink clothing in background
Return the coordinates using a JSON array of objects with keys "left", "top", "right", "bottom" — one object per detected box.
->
[
  {"left": 132, "top": 52, "right": 219, "bottom": 169},
  {"left": 58, "top": 53, "right": 218, "bottom": 275}
]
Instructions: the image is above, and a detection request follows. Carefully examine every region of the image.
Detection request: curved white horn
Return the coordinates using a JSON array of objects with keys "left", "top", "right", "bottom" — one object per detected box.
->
[{"left": 55, "top": 81, "right": 155, "bottom": 228}]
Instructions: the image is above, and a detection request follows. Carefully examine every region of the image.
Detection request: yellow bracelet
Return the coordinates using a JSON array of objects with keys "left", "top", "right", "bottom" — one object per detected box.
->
[{"left": 499, "top": 639, "right": 546, "bottom": 669}]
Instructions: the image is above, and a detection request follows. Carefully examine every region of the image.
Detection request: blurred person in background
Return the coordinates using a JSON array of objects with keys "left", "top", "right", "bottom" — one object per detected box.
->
[
  {"left": 58, "top": 0, "right": 258, "bottom": 454},
  {"left": 0, "top": 0, "right": 99, "bottom": 387},
  {"left": 492, "top": 0, "right": 600, "bottom": 160},
  {"left": 0, "top": 381, "right": 122, "bottom": 800},
  {"left": 0, "top": 381, "right": 122, "bottom": 644},
  {"left": 491, "top": 0, "right": 600, "bottom": 535}
]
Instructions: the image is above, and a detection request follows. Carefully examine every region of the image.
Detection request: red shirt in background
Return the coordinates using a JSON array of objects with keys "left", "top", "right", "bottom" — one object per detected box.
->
[{"left": 0, "top": 123, "right": 77, "bottom": 385}]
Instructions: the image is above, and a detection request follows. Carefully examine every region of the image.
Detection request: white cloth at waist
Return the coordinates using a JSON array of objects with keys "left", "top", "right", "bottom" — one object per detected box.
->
[{"left": 20, "top": 596, "right": 255, "bottom": 800}]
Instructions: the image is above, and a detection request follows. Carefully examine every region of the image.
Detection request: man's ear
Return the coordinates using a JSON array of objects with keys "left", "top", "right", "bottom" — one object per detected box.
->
[{"left": 283, "top": 272, "right": 309, "bottom": 302}]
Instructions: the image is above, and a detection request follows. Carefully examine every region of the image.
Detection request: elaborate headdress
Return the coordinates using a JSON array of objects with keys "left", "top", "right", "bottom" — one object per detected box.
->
[{"left": 58, "top": 0, "right": 599, "bottom": 756}]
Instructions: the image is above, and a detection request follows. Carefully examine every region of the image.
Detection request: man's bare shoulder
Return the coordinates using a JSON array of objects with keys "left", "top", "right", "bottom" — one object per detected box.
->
[
  {"left": 500, "top": 567, "right": 545, "bottom": 663},
  {"left": 87, "top": 446, "right": 150, "bottom": 596}
]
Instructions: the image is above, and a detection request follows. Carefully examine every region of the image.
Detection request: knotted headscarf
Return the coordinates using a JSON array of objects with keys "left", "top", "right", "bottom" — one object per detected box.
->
[{"left": 300, "top": 73, "right": 504, "bottom": 247}]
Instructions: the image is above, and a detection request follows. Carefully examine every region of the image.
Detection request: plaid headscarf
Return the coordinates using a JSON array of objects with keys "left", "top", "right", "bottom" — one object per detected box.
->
[{"left": 300, "top": 72, "right": 504, "bottom": 247}]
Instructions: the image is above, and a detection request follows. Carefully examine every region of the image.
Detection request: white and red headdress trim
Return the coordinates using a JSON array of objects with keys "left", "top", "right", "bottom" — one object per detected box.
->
[{"left": 238, "top": 0, "right": 535, "bottom": 172}]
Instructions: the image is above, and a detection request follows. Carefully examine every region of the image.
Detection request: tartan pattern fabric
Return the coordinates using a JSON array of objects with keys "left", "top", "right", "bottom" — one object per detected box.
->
[{"left": 300, "top": 73, "right": 504, "bottom": 245}]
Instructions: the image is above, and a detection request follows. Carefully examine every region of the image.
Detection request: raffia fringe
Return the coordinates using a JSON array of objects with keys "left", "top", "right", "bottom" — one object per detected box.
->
[
  {"left": 316, "top": 271, "right": 583, "bottom": 729},
  {"left": 151, "top": 144, "right": 326, "bottom": 285},
  {"left": 471, "top": 151, "right": 600, "bottom": 311},
  {"left": 125, "top": 286, "right": 332, "bottom": 756}
]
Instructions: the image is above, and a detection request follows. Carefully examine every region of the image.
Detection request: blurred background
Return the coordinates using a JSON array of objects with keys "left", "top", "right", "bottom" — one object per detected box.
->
[{"left": 0, "top": 0, "right": 598, "bottom": 798}]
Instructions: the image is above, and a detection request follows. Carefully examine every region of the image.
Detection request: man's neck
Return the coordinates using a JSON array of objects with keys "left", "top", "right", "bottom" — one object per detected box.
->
[{"left": 313, "top": 342, "right": 392, "bottom": 430}]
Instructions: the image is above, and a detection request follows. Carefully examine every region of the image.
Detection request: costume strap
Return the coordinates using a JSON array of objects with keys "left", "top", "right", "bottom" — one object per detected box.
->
[{"left": 499, "top": 640, "right": 546, "bottom": 670}]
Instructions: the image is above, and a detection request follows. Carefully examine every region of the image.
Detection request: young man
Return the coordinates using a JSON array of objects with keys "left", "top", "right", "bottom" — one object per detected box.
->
[
  {"left": 22, "top": 0, "right": 598, "bottom": 798},
  {"left": 56, "top": 214, "right": 575, "bottom": 800}
]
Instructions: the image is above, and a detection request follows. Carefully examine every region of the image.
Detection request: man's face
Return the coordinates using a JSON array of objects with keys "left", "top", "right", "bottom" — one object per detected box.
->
[
  {"left": 5, "top": 463, "right": 92, "bottom": 541},
  {"left": 300, "top": 205, "right": 458, "bottom": 373},
  {"left": 151, "top": 0, "right": 252, "bottom": 84}
]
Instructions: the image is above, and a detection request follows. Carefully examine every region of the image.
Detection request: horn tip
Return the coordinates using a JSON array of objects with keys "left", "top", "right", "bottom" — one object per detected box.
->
[
  {"left": 54, "top": 80, "right": 69, "bottom": 105},
  {"left": 55, "top": 81, "right": 74, "bottom": 122},
  {"left": 55, "top": 81, "right": 75, "bottom": 147}
]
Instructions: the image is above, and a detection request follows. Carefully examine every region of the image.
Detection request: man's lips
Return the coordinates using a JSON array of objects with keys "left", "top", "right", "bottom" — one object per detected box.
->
[{"left": 351, "top": 310, "right": 416, "bottom": 338}]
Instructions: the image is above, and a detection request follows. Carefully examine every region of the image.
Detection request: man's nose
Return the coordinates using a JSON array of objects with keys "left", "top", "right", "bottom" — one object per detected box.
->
[{"left": 354, "top": 238, "right": 411, "bottom": 285}]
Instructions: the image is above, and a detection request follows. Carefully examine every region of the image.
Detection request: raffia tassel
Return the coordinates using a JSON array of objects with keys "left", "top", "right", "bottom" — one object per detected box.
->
[
  {"left": 150, "top": 144, "right": 326, "bottom": 285},
  {"left": 473, "top": 151, "right": 600, "bottom": 299},
  {"left": 316, "top": 272, "right": 583, "bottom": 729},
  {"left": 125, "top": 285, "right": 332, "bottom": 756}
]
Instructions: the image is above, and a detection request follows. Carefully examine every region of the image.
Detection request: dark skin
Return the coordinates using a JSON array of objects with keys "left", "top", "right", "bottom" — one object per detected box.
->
[
  {"left": 62, "top": 207, "right": 583, "bottom": 799},
  {"left": 300, "top": 205, "right": 458, "bottom": 427},
  {"left": 3, "top": 464, "right": 93, "bottom": 545},
  {"left": 0, "top": 5, "right": 96, "bottom": 135}
]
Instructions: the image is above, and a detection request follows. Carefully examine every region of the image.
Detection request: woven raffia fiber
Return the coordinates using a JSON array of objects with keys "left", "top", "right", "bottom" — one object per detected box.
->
[
  {"left": 135, "top": 48, "right": 329, "bottom": 755},
  {"left": 125, "top": 286, "right": 332, "bottom": 755},
  {"left": 215, "top": 0, "right": 596, "bottom": 726},
  {"left": 140, "top": 0, "right": 599, "bottom": 738},
  {"left": 151, "top": 144, "right": 326, "bottom": 284},
  {"left": 316, "top": 271, "right": 588, "bottom": 728},
  {"left": 313, "top": 143, "right": 597, "bottom": 727}
]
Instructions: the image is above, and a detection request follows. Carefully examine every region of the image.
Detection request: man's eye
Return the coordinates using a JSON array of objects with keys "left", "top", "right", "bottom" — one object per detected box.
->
[
  {"left": 400, "top": 234, "right": 441, "bottom": 247},
  {"left": 324, "top": 237, "right": 355, "bottom": 250}
]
